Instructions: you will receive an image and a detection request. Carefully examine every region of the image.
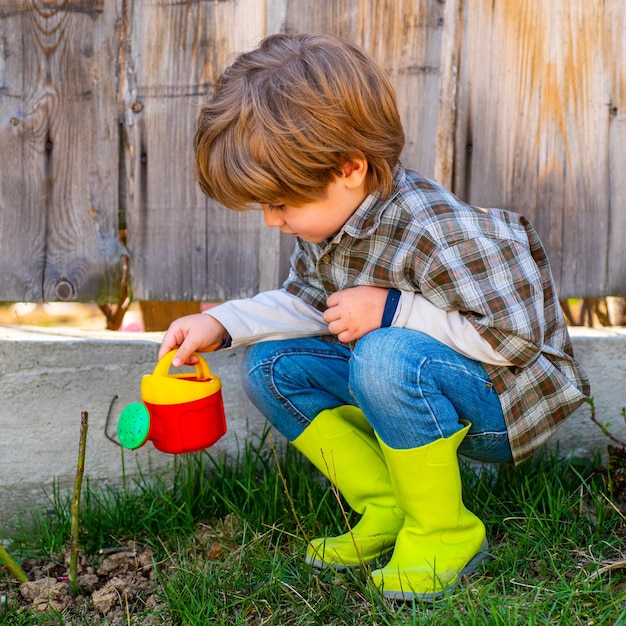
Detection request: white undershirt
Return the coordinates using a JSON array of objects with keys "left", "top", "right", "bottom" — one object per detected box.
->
[{"left": 206, "top": 288, "right": 513, "bottom": 366}]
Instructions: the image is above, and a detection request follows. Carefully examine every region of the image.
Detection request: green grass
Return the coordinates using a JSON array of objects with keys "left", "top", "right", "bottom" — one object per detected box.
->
[{"left": 1, "top": 430, "right": 626, "bottom": 625}]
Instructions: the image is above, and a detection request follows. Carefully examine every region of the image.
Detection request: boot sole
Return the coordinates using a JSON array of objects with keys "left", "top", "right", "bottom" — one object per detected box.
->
[
  {"left": 381, "top": 540, "right": 489, "bottom": 601},
  {"left": 306, "top": 544, "right": 395, "bottom": 571}
]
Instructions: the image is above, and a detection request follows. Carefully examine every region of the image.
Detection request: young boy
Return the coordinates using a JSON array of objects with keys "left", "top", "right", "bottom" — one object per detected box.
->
[{"left": 159, "top": 33, "right": 590, "bottom": 600}]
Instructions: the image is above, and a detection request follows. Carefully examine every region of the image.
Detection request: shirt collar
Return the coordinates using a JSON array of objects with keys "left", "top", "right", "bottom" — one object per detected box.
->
[{"left": 336, "top": 163, "right": 406, "bottom": 241}]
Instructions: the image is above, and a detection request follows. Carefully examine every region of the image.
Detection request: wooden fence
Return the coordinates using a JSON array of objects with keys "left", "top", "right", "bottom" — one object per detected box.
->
[{"left": 0, "top": 0, "right": 624, "bottom": 304}]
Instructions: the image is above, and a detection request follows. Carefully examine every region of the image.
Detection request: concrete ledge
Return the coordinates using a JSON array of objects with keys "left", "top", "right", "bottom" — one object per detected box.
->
[
  {"left": 0, "top": 325, "right": 266, "bottom": 529},
  {"left": 556, "top": 327, "right": 626, "bottom": 458},
  {"left": 1, "top": 324, "right": 624, "bottom": 528}
]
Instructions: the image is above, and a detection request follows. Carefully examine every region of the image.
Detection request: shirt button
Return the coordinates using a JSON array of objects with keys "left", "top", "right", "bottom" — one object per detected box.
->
[{"left": 321, "top": 254, "right": 330, "bottom": 263}]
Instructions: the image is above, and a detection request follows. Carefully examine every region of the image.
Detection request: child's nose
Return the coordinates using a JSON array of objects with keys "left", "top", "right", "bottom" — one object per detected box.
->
[{"left": 263, "top": 207, "right": 285, "bottom": 228}]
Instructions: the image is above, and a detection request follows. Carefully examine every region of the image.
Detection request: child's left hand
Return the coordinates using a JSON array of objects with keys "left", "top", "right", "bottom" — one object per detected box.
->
[{"left": 324, "top": 286, "right": 389, "bottom": 343}]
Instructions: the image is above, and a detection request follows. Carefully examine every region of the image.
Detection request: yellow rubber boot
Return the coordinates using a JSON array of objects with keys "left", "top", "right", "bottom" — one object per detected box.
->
[
  {"left": 292, "top": 406, "right": 404, "bottom": 569},
  {"left": 371, "top": 425, "right": 488, "bottom": 600}
]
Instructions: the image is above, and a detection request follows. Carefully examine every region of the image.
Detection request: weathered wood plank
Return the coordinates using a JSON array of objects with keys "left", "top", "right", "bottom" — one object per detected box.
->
[
  {"left": 122, "top": 0, "right": 268, "bottom": 301},
  {"left": 0, "top": 0, "right": 122, "bottom": 302},
  {"left": 605, "top": 0, "right": 626, "bottom": 296},
  {"left": 284, "top": 0, "right": 453, "bottom": 182},
  {"left": 454, "top": 0, "right": 621, "bottom": 297}
]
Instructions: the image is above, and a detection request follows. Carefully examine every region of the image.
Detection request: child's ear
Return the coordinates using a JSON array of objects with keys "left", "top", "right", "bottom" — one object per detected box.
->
[{"left": 342, "top": 158, "right": 368, "bottom": 189}]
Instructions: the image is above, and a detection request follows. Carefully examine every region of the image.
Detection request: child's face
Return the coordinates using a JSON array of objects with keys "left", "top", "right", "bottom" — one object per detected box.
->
[{"left": 261, "top": 164, "right": 368, "bottom": 244}]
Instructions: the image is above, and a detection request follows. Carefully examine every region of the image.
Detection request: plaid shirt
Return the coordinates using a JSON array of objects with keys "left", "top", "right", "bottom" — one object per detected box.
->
[{"left": 283, "top": 165, "right": 590, "bottom": 463}]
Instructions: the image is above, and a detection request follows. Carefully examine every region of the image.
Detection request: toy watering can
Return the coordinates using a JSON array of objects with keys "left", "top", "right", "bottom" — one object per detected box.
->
[{"left": 117, "top": 350, "right": 226, "bottom": 454}]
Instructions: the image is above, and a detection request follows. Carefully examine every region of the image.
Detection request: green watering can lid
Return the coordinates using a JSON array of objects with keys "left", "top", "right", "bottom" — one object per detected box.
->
[{"left": 117, "top": 402, "right": 150, "bottom": 449}]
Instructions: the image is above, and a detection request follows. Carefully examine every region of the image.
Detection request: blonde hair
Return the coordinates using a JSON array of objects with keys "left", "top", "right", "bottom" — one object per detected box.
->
[{"left": 194, "top": 33, "right": 404, "bottom": 210}]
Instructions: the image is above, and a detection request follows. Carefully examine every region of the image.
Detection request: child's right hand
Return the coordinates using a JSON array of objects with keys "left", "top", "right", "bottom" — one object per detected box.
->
[
  {"left": 324, "top": 286, "right": 389, "bottom": 343},
  {"left": 159, "top": 313, "right": 229, "bottom": 367}
]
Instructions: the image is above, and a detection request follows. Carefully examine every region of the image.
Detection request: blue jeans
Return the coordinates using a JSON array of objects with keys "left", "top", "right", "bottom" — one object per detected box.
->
[{"left": 242, "top": 328, "right": 513, "bottom": 463}]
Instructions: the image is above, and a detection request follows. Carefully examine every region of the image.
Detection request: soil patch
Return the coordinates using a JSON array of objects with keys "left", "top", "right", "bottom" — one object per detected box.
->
[{"left": 1, "top": 542, "right": 163, "bottom": 624}]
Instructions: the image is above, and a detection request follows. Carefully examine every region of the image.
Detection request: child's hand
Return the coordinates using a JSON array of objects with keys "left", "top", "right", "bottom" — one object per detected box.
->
[
  {"left": 159, "top": 314, "right": 229, "bottom": 367},
  {"left": 324, "top": 286, "right": 389, "bottom": 343}
]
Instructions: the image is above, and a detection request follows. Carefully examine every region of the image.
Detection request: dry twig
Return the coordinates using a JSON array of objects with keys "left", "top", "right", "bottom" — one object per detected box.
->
[
  {"left": 69, "top": 411, "right": 89, "bottom": 595},
  {"left": 0, "top": 541, "right": 27, "bottom": 584}
]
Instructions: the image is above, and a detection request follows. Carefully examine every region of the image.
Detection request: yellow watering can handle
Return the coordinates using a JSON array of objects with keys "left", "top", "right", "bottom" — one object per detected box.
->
[{"left": 153, "top": 350, "right": 213, "bottom": 381}]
